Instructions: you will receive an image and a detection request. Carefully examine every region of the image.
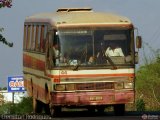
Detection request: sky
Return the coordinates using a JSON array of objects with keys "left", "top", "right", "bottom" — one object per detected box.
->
[{"left": 0, "top": 0, "right": 160, "bottom": 87}]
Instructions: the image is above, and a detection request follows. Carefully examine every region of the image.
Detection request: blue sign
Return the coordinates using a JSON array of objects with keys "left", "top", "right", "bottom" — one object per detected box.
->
[{"left": 8, "top": 76, "right": 26, "bottom": 92}]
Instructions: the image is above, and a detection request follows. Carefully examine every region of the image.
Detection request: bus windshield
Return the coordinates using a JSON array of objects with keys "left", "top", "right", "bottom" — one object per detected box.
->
[{"left": 54, "top": 28, "right": 133, "bottom": 67}]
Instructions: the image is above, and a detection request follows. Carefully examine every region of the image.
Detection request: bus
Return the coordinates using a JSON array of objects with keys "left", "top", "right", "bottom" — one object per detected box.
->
[{"left": 23, "top": 8, "right": 142, "bottom": 115}]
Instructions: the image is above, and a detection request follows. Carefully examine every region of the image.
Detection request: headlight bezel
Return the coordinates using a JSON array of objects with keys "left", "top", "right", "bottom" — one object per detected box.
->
[
  {"left": 54, "top": 84, "right": 66, "bottom": 91},
  {"left": 66, "top": 84, "right": 75, "bottom": 91},
  {"left": 115, "top": 82, "right": 124, "bottom": 89},
  {"left": 124, "top": 82, "right": 133, "bottom": 89}
]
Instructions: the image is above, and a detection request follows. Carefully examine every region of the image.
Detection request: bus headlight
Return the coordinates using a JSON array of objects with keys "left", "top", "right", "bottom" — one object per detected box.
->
[
  {"left": 128, "top": 77, "right": 134, "bottom": 82},
  {"left": 124, "top": 82, "right": 133, "bottom": 89},
  {"left": 55, "top": 84, "right": 65, "bottom": 91},
  {"left": 66, "top": 84, "right": 75, "bottom": 91},
  {"left": 115, "top": 83, "right": 123, "bottom": 89}
]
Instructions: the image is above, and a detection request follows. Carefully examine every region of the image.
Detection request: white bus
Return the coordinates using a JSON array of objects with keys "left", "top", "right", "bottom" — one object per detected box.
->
[{"left": 23, "top": 8, "right": 141, "bottom": 115}]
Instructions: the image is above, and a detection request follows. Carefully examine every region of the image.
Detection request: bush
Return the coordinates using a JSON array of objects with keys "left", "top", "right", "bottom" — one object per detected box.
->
[
  {"left": 136, "top": 98, "right": 145, "bottom": 111},
  {"left": 0, "top": 97, "right": 33, "bottom": 114},
  {"left": 0, "top": 103, "right": 11, "bottom": 114}
]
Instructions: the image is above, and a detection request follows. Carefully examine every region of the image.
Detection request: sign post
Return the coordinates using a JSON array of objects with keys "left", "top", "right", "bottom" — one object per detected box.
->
[{"left": 7, "top": 76, "right": 25, "bottom": 103}]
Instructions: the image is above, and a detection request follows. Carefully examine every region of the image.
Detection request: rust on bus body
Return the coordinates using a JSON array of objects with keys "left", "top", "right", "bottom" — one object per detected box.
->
[
  {"left": 23, "top": 8, "right": 137, "bottom": 114},
  {"left": 25, "top": 10, "right": 133, "bottom": 29},
  {"left": 23, "top": 53, "right": 45, "bottom": 71},
  {"left": 57, "top": 23, "right": 134, "bottom": 29},
  {"left": 50, "top": 91, "right": 134, "bottom": 105}
]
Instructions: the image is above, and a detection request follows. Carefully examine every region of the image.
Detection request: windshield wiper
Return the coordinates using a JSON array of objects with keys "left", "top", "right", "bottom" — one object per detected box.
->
[
  {"left": 105, "top": 55, "right": 117, "bottom": 69},
  {"left": 101, "top": 49, "right": 117, "bottom": 69},
  {"left": 73, "top": 64, "right": 80, "bottom": 71},
  {"left": 68, "top": 60, "right": 80, "bottom": 71}
]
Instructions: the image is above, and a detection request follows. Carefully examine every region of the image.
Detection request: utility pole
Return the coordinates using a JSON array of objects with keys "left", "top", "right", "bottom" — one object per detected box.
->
[{"left": 12, "top": 92, "right": 14, "bottom": 103}]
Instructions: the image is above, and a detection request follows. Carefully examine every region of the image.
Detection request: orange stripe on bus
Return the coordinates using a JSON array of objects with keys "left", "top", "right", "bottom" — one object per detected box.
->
[
  {"left": 58, "top": 24, "right": 133, "bottom": 29},
  {"left": 23, "top": 54, "right": 45, "bottom": 71},
  {"left": 48, "top": 73, "right": 135, "bottom": 79}
]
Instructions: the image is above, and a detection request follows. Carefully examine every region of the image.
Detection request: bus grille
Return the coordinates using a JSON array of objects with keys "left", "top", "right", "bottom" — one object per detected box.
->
[{"left": 76, "top": 82, "right": 114, "bottom": 90}]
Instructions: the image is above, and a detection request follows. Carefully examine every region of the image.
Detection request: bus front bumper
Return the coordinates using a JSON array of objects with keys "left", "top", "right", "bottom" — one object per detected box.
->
[{"left": 50, "top": 90, "right": 134, "bottom": 106}]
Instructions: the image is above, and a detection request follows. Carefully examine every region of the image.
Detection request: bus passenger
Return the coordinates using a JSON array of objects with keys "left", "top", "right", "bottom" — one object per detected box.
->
[
  {"left": 88, "top": 56, "right": 95, "bottom": 65},
  {"left": 52, "top": 43, "right": 60, "bottom": 66},
  {"left": 105, "top": 43, "right": 124, "bottom": 57}
]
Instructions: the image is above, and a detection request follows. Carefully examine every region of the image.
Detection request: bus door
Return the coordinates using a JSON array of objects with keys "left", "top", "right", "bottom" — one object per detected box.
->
[
  {"left": 45, "top": 31, "right": 53, "bottom": 71},
  {"left": 45, "top": 30, "right": 59, "bottom": 71}
]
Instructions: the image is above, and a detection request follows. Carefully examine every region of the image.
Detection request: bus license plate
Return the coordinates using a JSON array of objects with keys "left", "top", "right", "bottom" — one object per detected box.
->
[{"left": 90, "top": 96, "right": 103, "bottom": 101}]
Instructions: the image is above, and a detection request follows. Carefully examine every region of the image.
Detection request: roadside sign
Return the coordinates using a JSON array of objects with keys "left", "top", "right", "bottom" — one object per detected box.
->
[{"left": 7, "top": 76, "right": 26, "bottom": 92}]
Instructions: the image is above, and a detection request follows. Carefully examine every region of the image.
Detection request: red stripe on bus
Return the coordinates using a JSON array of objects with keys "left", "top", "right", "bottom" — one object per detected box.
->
[
  {"left": 48, "top": 73, "right": 135, "bottom": 79},
  {"left": 23, "top": 54, "right": 45, "bottom": 71}
]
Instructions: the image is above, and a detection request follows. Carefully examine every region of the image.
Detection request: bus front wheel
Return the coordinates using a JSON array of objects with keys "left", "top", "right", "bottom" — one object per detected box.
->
[
  {"left": 113, "top": 104, "right": 125, "bottom": 116},
  {"left": 97, "top": 107, "right": 105, "bottom": 113},
  {"left": 33, "top": 98, "right": 43, "bottom": 113},
  {"left": 50, "top": 107, "right": 62, "bottom": 117}
]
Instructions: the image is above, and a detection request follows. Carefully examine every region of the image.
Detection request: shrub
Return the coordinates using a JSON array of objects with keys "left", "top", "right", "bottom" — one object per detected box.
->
[
  {"left": 136, "top": 98, "right": 145, "bottom": 111},
  {"left": 0, "top": 97, "right": 33, "bottom": 114}
]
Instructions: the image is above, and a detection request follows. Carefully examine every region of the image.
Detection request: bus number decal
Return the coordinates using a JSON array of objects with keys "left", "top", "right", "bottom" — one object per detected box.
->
[{"left": 60, "top": 70, "right": 67, "bottom": 75}]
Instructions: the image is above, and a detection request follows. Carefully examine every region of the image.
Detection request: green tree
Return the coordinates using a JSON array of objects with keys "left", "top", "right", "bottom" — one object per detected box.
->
[
  {"left": 13, "top": 97, "right": 33, "bottom": 114},
  {"left": 2, "top": 87, "right": 7, "bottom": 90},
  {"left": 136, "top": 52, "right": 160, "bottom": 110},
  {"left": 0, "top": 93, "right": 4, "bottom": 105},
  {"left": 0, "top": 0, "right": 13, "bottom": 47},
  {"left": 0, "top": 0, "right": 12, "bottom": 8},
  {"left": 0, "top": 97, "right": 33, "bottom": 114}
]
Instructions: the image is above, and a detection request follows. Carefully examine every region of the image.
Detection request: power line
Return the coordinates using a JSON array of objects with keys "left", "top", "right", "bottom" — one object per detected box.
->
[
  {"left": 148, "top": 24, "right": 160, "bottom": 47},
  {"left": 142, "top": 40, "right": 159, "bottom": 64}
]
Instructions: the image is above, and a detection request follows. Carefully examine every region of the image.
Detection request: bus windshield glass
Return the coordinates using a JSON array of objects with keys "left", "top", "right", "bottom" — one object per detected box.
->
[{"left": 54, "top": 28, "right": 133, "bottom": 67}]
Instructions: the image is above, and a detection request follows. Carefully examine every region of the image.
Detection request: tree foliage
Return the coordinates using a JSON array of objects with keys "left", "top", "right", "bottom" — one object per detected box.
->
[
  {"left": 0, "top": 32, "right": 13, "bottom": 47},
  {"left": 0, "top": 0, "right": 12, "bottom": 8},
  {"left": 10, "top": 97, "right": 33, "bottom": 114},
  {"left": 136, "top": 53, "right": 160, "bottom": 110},
  {"left": 0, "top": 0, "right": 13, "bottom": 47},
  {"left": 0, "top": 97, "right": 33, "bottom": 114},
  {"left": 136, "top": 98, "right": 145, "bottom": 111}
]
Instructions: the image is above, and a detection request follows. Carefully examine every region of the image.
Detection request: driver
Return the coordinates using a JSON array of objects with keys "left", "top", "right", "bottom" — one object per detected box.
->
[
  {"left": 105, "top": 43, "right": 124, "bottom": 57},
  {"left": 52, "top": 43, "right": 60, "bottom": 66}
]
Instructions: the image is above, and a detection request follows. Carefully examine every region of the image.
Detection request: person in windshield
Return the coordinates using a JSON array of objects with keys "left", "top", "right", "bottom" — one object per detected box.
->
[
  {"left": 105, "top": 43, "right": 124, "bottom": 57},
  {"left": 88, "top": 56, "right": 95, "bottom": 65},
  {"left": 52, "top": 43, "right": 60, "bottom": 66}
]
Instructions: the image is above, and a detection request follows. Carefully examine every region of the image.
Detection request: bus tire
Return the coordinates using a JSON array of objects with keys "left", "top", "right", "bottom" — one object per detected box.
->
[
  {"left": 87, "top": 107, "right": 95, "bottom": 114},
  {"left": 30, "top": 79, "right": 33, "bottom": 97},
  {"left": 44, "top": 104, "right": 51, "bottom": 115},
  {"left": 55, "top": 107, "right": 61, "bottom": 115},
  {"left": 33, "top": 98, "right": 43, "bottom": 113},
  {"left": 114, "top": 104, "right": 125, "bottom": 116},
  {"left": 97, "top": 107, "right": 105, "bottom": 113},
  {"left": 45, "top": 84, "right": 50, "bottom": 104},
  {"left": 50, "top": 107, "right": 61, "bottom": 117}
]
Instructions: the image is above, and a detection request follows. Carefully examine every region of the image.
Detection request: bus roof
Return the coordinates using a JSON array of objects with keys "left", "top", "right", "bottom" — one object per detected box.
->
[{"left": 25, "top": 8, "right": 133, "bottom": 28}]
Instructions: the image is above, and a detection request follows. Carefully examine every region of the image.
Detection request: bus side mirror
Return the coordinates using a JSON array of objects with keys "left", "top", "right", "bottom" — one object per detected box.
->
[
  {"left": 136, "top": 36, "right": 142, "bottom": 48},
  {"left": 135, "top": 52, "right": 139, "bottom": 64}
]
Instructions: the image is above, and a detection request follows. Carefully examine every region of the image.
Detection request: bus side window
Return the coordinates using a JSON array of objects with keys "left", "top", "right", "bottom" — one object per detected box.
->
[
  {"left": 53, "top": 30, "right": 58, "bottom": 45},
  {"left": 23, "top": 25, "right": 27, "bottom": 50},
  {"left": 31, "top": 25, "right": 36, "bottom": 51},
  {"left": 35, "top": 25, "right": 39, "bottom": 51},
  {"left": 26, "top": 25, "right": 31, "bottom": 50},
  {"left": 53, "top": 30, "right": 60, "bottom": 66},
  {"left": 45, "top": 33, "right": 50, "bottom": 69},
  {"left": 29, "top": 25, "right": 32, "bottom": 50},
  {"left": 40, "top": 25, "right": 48, "bottom": 53},
  {"left": 40, "top": 25, "right": 44, "bottom": 52},
  {"left": 38, "top": 26, "right": 41, "bottom": 52},
  {"left": 49, "top": 31, "right": 54, "bottom": 68},
  {"left": 43, "top": 26, "right": 48, "bottom": 52}
]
